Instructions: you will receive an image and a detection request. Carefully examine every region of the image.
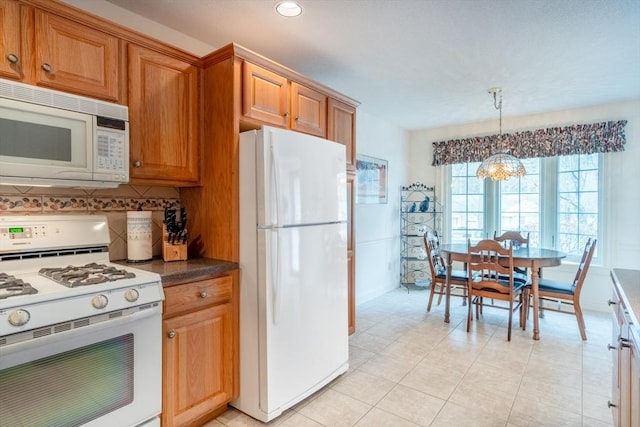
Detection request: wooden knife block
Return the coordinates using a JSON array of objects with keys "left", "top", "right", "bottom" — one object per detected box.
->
[{"left": 162, "top": 225, "right": 187, "bottom": 262}]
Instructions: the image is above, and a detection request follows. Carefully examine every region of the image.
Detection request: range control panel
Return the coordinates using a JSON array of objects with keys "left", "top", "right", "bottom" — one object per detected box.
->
[
  {"left": 0, "top": 215, "right": 110, "bottom": 253},
  {"left": 0, "top": 225, "right": 48, "bottom": 241}
]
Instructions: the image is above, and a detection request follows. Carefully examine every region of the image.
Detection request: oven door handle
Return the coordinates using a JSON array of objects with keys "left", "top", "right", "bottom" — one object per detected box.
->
[{"left": 0, "top": 305, "right": 161, "bottom": 362}]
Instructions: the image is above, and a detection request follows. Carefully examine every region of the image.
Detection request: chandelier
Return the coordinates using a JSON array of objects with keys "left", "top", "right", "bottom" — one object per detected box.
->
[{"left": 476, "top": 88, "right": 526, "bottom": 181}]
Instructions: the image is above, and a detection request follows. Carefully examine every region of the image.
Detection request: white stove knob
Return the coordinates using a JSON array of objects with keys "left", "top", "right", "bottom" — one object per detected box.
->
[
  {"left": 8, "top": 309, "right": 30, "bottom": 327},
  {"left": 124, "top": 289, "right": 139, "bottom": 302},
  {"left": 92, "top": 294, "right": 109, "bottom": 309}
]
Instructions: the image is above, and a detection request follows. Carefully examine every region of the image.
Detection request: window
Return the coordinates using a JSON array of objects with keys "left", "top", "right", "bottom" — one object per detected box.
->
[
  {"left": 557, "top": 154, "right": 599, "bottom": 256},
  {"left": 450, "top": 162, "right": 484, "bottom": 243},
  {"left": 447, "top": 154, "right": 600, "bottom": 261}
]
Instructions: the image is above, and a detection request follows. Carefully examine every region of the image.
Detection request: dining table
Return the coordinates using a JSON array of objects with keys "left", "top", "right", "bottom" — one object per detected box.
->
[{"left": 439, "top": 243, "right": 566, "bottom": 340}]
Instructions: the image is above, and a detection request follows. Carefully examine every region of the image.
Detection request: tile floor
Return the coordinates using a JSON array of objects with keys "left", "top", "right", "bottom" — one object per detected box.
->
[{"left": 206, "top": 287, "right": 614, "bottom": 427}]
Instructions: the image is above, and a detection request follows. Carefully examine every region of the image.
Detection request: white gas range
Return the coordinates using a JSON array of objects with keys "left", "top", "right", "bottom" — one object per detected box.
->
[{"left": 0, "top": 215, "right": 164, "bottom": 427}]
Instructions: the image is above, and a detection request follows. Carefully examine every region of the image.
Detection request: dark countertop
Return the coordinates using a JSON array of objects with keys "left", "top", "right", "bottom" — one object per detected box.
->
[
  {"left": 611, "top": 269, "right": 640, "bottom": 328},
  {"left": 115, "top": 258, "right": 238, "bottom": 287}
]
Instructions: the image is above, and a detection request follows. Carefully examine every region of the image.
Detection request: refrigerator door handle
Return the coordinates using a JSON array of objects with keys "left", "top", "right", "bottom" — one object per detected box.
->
[
  {"left": 268, "top": 138, "right": 281, "bottom": 227},
  {"left": 270, "top": 229, "right": 280, "bottom": 325}
]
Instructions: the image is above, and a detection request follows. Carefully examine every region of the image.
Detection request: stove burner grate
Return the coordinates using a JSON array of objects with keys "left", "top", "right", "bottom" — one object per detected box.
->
[
  {"left": 0, "top": 273, "right": 38, "bottom": 299},
  {"left": 39, "top": 263, "right": 136, "bottom": 288}
]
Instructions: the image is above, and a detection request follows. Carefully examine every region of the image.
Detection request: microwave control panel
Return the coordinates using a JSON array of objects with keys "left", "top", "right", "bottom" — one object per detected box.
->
[{"left": 95, "top": 127, "right": 128, "bottom": 182}]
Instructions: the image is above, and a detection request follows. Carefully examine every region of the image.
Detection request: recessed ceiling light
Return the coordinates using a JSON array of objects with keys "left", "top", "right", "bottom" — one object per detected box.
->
[{"left": 275, "top": 1, "right": 302, "bottom": 17}]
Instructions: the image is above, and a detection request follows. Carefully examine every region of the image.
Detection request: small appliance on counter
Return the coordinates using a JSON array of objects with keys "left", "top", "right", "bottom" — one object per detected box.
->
[
  {"left": 127, "top": 210, "right": 153, "bottom": 263},
  {"left": 162, "top": 207, "right": 188, "bottom": 262}
]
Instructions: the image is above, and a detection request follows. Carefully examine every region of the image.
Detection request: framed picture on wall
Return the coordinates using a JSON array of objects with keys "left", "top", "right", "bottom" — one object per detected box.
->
[{"left": 356, "top": 154, "right": 388, "bottom": 204}]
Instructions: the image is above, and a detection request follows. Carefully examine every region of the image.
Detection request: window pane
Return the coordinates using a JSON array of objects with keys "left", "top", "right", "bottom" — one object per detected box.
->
[
  {"left": 556, "top": 154, "right": 600, "bottom": 260},
  {"left": 581, "top": 192, "right": 598, "bottom": 213},
  {"left": 559, "top": 193, "right": 578, "bottom": 213},
  {"left": 581, "top": 170, "right": 598, "bottom": 191},
  {"left": 450, "top": 162, "right": 484, "bottom": 244},
  {"left": 558, "top": 171, "right": 579, "bottom": 192},
  {"left": 450, "top": 177, "right": 467, "bottom": 194},
  {"left": 451, "top": 194, "right": 468, "bottom": 211},
  {"left": 467, "top": 195, "right": 483, "bottom": 211},
  {"left": 498, "top": 158, "right": 540, "bottom": 238}
]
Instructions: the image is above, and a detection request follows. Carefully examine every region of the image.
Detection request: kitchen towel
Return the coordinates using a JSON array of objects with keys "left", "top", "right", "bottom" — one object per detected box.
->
[{"left": 127, "top": 211, "right": 152, "bottom": 262}]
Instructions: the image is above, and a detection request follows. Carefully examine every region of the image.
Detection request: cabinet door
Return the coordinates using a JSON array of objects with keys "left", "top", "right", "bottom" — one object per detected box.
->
[
  {"left": 291, "top": 82, "right": 326, "bottom": 137},
  {"left": 630, "top": 328, "right": 640, "bottom": 426},
  {"left": 328, "top": 98, "right": 356, "bottom": 170},
  {"left": 34, "top": 10, "right": 119, "bottom": 101},
  {"left": 128, "top": 44, "right": 199, "bottom": 184},
  {"left": 347, "top": 172, "right": 355, "bottom": 335},
  {"left": 242, "top": 61, "right": 289, "bottom": 127},
  {"left": 612, "top": 306, "right": 622, "bottom": 426},
  {"left": 0, "top": 0, "right": 23, "bottom": 79},
  {"left": 163, "top": 303, "right": 233, "bottom": 427}
]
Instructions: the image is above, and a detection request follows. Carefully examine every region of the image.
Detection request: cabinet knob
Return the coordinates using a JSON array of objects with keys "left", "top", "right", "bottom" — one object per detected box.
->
[
  {"left": 41, "top": 63, "right": 52, "bottom": 73},
  {"left": 608, "top": 299, "right": 617, "bottom": 306},
  {"left": 167, "top": 330, "right": 176, "bottom": 339},
  {"left": 133, "top": 160, "right": 142, "bottom": 168},
  {"left": 295, "top": 116, "right": 299, "bottom": 121},
  {"left": 608, "top": 344, "right": 617, "bottom": 351},
  {"left": 608, "top": 401, "right": 617, "bottom": 408},
  {"left": 6, "top": 53, "right": 18, "bottom": 64},
  {"left": 200, "top": 291, "right": 208, "bottom": 298},
  {"left": 284, "top": 112, "right": 289, "bottom": 118}
]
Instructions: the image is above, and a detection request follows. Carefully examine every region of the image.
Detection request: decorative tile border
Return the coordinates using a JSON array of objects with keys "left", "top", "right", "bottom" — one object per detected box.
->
[
  {"left": 0, "top": 196, "right": 43, "bottom": 213},
  {"left": 43, "top": 196, "right": 89, "bottom": 212},
  {"left": 88, "top": 198, "right": 128, "bottom": 211},
  {"left": 0, "top": 195, "right": 180, "bottom": 213},
  {"left": 126, "top": 198, "right": 180, "bottom": 211}
]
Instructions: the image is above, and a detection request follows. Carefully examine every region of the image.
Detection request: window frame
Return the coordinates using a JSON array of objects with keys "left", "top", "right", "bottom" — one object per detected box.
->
[{"left": 444, "top": 154, "right": 603, "bottom": 263}]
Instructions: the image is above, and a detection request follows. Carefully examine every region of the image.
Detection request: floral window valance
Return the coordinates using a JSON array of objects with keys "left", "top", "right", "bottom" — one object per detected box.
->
[{"left": 431, "top": 120, "right": 627, "bottom": 167}]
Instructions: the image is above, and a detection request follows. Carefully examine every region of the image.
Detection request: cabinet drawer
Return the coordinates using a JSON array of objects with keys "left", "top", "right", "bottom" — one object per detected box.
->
[{"left": 164, "top": 275, "right": 232, "bottom": 317}]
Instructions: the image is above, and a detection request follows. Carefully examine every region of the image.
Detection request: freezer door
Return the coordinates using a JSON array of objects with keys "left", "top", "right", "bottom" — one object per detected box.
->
[
  {"left": 257, "top": 222, "right": 348, "bottom": 414},
  {"left": 255, "top": 126, "right": 346, "bottom": 227}
]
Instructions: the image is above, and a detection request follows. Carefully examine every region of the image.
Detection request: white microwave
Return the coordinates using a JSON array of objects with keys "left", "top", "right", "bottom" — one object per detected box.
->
[{"left": 0, "top": 79, "right": 129, "bottom": 188}]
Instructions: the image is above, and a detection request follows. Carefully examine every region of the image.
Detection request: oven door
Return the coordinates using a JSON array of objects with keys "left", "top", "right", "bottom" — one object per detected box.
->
[{"left": 0, "top": 305, "right": 161, "bottom": 427}]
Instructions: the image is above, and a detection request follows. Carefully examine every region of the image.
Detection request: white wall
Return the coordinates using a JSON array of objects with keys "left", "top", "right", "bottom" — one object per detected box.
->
[
  {"left": 408, "top": 99, "right": 640, "bottom": 312},
  {"left": 354, "top": 110, "right": 410, "bottom": 304}
]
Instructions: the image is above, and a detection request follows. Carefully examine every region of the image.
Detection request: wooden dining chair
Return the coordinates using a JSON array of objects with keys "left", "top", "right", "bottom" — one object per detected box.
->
[
  {"left": 466, "top": 239, "right": 529, "bottom": 341},
  {"left": 423, "top": 231, "right": 469, "bottom": 312},
  {"left": 528, "top": 238, "right": 597, "bottom": 340},
  {"left": 493, "top": 230, "right": 531, "bottom": 282}
]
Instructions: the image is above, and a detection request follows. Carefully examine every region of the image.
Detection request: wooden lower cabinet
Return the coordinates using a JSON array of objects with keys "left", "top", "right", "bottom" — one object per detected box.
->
[
  {"left": 162, "top": 273, "right": 238, "bottom": 427},
  {"left": 610, "top": 269, "right": 640, "bottom": 427}
]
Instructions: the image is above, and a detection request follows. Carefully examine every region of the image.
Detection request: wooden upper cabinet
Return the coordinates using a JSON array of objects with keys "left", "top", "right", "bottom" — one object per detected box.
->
[
  {"left": 242, "top": 61, "right": 288, "bottom": 127},
  {"left": 328, "top": 98, "right": 356, "bottom": 170},
  {"left": 291, "top": 82, "right": 326, "bottom": 138},
  {"left": 0, "top": 0, "right": 24, "bottom": 80},
  {"left": 34, "top": 10, "right": 119, "bottom": 101},
  {"left": 242, "top": 61, "right": 328, "bottom": 137},
  {"left": 128, "top": 44, "right": 199, "bottom": 185}
]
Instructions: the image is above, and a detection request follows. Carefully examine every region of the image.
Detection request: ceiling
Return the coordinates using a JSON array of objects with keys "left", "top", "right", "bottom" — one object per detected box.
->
[{"left": 84, "top": 0, "right": 640, "bottom": 130}]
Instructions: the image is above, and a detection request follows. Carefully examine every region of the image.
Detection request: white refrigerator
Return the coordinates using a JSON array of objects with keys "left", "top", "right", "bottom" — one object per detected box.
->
[{"left": 233, "top": 126, "right": 349, "bottom": 422}]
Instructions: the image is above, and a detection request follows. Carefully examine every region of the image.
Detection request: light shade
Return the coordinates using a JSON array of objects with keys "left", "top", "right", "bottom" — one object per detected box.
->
[{"left": 476, "top": 152, "right": 526, "bottom": 181}]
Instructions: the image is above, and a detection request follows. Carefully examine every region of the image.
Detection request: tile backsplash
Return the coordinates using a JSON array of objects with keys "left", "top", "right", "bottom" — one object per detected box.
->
[{"left": 0, "top": 184, "right": 181, "bottom": 261}]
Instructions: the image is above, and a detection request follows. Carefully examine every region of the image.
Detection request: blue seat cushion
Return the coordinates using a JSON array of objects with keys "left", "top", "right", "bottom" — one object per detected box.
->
[
  {"left": 536, "top": 278, "right": 575, "bottom": 295},
  {"left": 435, "top": 269, "right": 470, "bottom": 281}
]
